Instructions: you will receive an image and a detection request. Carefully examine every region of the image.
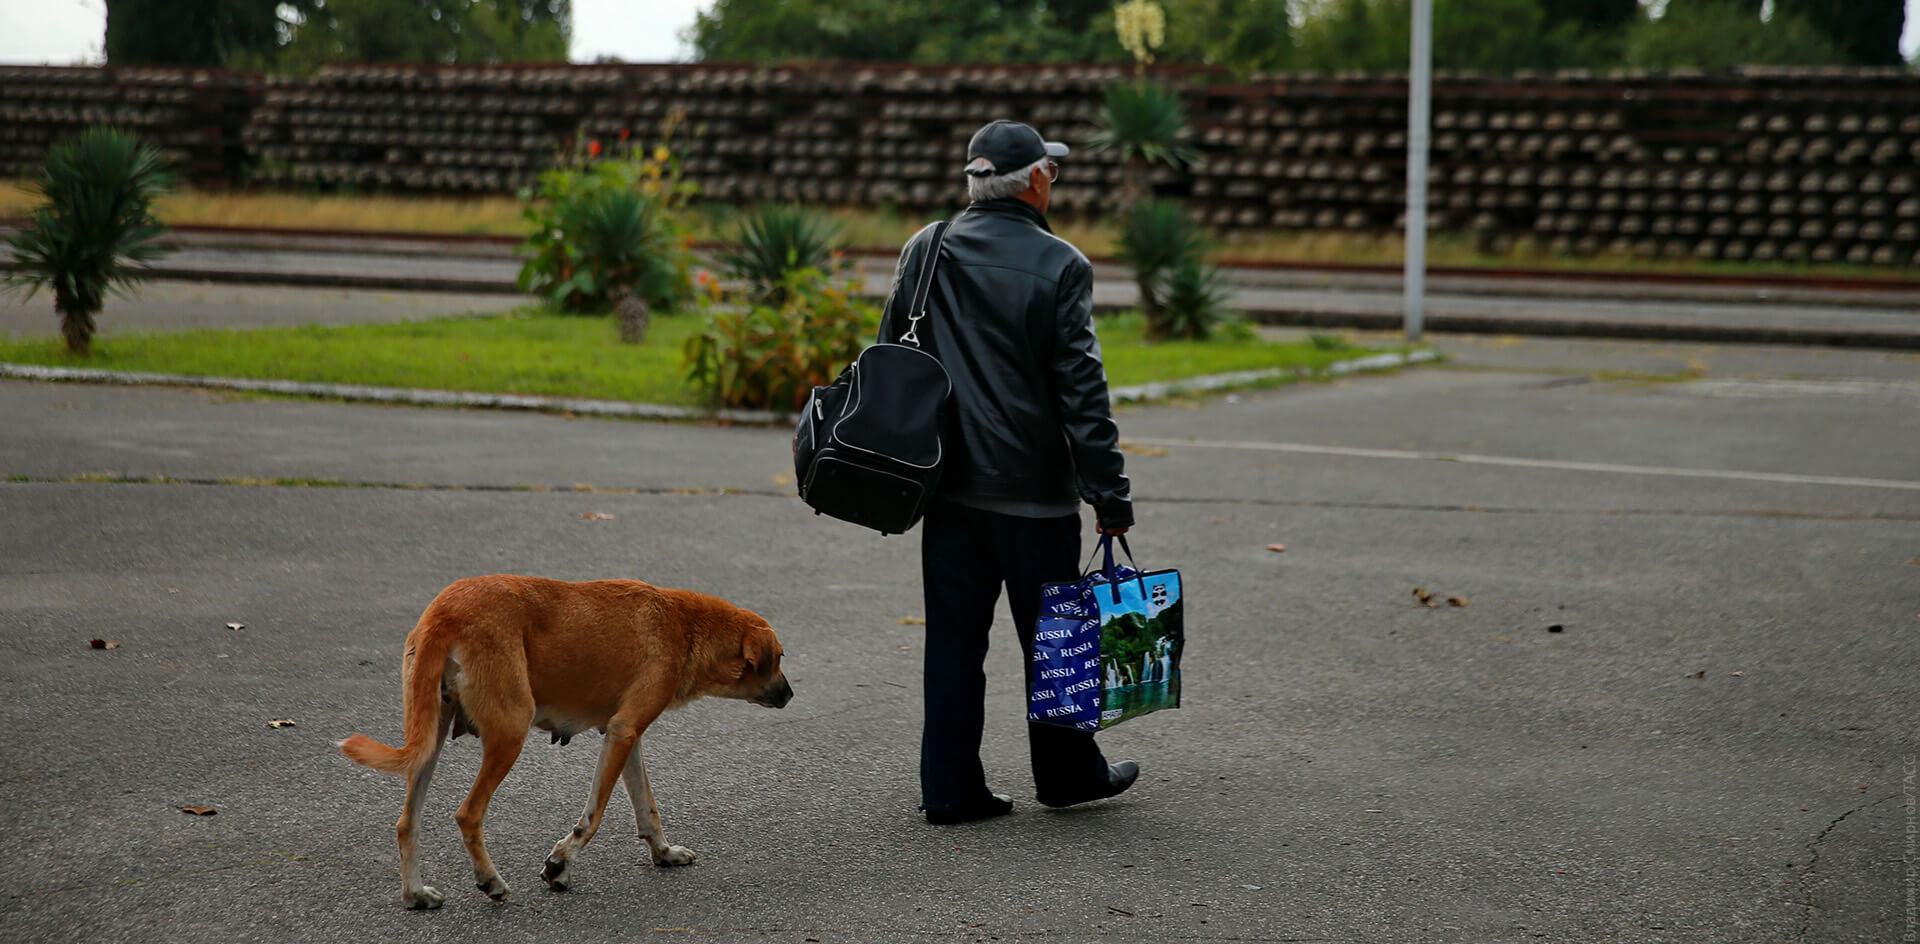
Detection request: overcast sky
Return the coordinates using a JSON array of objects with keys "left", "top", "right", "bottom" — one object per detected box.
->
[{"left": 2, "top": 0, "right": 1916, "bottom": 66}]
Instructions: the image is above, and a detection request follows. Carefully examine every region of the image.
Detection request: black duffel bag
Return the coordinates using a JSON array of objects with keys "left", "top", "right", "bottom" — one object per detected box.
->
[{"left": 793, "top": 221, "right": 952, "bottom": 535}]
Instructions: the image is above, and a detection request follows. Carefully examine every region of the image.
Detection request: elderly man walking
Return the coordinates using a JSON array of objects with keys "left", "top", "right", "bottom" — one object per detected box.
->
[{"left": 877, "top": 120, "right": 1140, "bottom": 825}]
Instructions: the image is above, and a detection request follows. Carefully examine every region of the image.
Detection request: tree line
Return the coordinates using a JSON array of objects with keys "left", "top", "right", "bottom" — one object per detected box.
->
[
  {"left": 104, "top": 0, "right": 568, "bottom": 73},
  {"left": 691, "top": 0, "right": 1909, "bottom": 73},
  {"left": 103, "top": 0, "right": 1909, "bottom": 73}
]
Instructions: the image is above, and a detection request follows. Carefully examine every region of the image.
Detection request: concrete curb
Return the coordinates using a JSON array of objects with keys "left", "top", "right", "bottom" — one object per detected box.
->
[
  {"left": 1107, "top": 349, "right": 1441, "bottom": 404},
  {"left": 1239, "top": 307, "right": 1920, "bottom": 351},
  {"left": 0, "top": 350, "right": 1436, "bottom": 423}
]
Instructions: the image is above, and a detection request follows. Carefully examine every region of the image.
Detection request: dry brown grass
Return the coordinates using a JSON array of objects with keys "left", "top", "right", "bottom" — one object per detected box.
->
[
  {"left": 2, "top": 180, "right": 527, "bottom": 236},
  {"left": 5, "top": 180, "right": 1914, "bottom": 279}
]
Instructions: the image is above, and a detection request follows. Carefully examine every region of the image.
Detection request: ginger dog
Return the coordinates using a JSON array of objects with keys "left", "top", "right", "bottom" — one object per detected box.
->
[{"left": 340, "top": 575, "right": 793, "bottom": 909}]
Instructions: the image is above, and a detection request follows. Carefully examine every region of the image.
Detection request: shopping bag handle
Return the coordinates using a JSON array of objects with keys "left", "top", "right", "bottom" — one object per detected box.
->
[
  {"left": 1090, "top": 533, "right": 1139, "bottom": 605},
  {"left": 1081, "top": 532, "right": 1137, "bottom": 577},
  {"left": 1100, "top": 532, "right": 1135, "bottom": 576}
]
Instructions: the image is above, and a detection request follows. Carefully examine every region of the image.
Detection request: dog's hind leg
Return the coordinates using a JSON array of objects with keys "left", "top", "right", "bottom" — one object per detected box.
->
[
  {"left": 453, "top": 683, "right": 532, "bottom": 902},
  {"left": 396, "top": 709, "right": 456, "bottom": 909},
  {"left": 541, "top": 701, "right": 666, "bottom": 891},
  {"left": 622, "top": 741, "right": 696, "bottom": 866}
]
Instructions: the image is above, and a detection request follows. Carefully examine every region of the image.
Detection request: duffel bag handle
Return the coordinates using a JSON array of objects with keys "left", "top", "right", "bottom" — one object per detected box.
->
[{"left": 898, "top": 220, "right": 951, "bottom": 348}]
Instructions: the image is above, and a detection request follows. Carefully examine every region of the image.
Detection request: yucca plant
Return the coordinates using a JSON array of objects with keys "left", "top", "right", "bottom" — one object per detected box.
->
[
  {"left": 1116, "top": 199, "right": 1210, "bottom": 335},
  {"left": 553, "top": 188, "right": 673, "bottom": 343},
  {"left": 4, "top": 128, "right": 174, "bottom": 356},
  {"left": 715, "top": 205, "right": 845, "bottom": 307},
  {"left": 1156, "top": 258, "right": 1233, "bottom": 341},
  {"left": 1086, "top": 81, "right": 1198, "bottom": 213},
  {"left": 516, "top": 150, "right": 695, "bottom": 320}
]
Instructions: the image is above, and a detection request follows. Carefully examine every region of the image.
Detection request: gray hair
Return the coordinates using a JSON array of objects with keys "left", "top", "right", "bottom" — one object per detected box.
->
[{"left": 966, "top": 156, "right": 1048, "bottom": 203}]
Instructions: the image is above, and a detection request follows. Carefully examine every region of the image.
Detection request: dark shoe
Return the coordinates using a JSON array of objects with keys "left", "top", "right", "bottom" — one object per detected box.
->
[
  {"left": 923, "top": 793, "right": 1014, "bottom": 825},
  {"left": 1037, "top": 761, "right": 1140, "bottom": 809}
]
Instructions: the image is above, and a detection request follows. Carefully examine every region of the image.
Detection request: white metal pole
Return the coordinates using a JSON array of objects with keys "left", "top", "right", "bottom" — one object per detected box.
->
[{"left": 1405, "top": 0, "right": 1433, "bottom": 342}]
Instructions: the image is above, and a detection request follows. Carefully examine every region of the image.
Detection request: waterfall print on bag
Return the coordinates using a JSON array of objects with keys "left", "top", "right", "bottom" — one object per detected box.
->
[{"left": 1029, "top": 535, "right": 1184, "bottom": 731}]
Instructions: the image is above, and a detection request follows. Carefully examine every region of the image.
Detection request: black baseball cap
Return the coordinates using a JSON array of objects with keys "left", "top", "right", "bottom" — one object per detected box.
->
[{"left": 964, "top": 120, "right": 1070, "bottom": 177}]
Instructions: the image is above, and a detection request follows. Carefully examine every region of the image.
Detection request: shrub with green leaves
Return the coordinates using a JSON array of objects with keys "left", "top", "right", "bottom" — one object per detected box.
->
[
  {"left": 1157, "top": 258, "right": 1232, "bottom": 340},
  {"left": 1087, "top": 81, "right": 1198, "bottom": 211},
  {"left": 682, "top": 268, "right": 878, "bottom": 412},
  {"left": 1116, "top": 199, "right": 1227, "bottom": 339},
  {"left": 3, "top": 127, "right": 174, "bottom": 356},
  {"left": 516, "top": 151, "right": 696, "bottom": 318},
  {"left": 716, "top": 205, "right": 846, "bottom": 307}
]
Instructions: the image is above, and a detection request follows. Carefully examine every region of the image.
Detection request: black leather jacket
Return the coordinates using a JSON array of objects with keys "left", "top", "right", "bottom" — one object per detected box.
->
[{"left": 876, "top": 198, "right": 1133, "bottom": 529}]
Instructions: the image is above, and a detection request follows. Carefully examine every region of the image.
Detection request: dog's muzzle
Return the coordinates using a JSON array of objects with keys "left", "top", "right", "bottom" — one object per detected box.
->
[{"left": 756, "top": 675, "right": 794, "bottom": 709}]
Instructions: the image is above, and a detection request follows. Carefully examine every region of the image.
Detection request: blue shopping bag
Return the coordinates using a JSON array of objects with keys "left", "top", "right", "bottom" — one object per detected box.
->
[{"left": 1028, "top": 534, "right": 1184, "bottom": 731}]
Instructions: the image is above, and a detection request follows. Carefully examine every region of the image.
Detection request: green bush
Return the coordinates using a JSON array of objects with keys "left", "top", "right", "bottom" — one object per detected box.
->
[
  {"left": 516, "top": 148, "right": 696, "bottom": 317},
  {"left": 1157, "top": 258, "right": 1232, "bottom": 340},
  {"left": 682, "top": 268, "right": 879, "bottom": 411},
  {"left": 716, "top": 205, "right": 846, "bottom": 307},
  {"left": 1087, "top": 80, "right": 1198, "bottom": 210},
  {"left": 1115, "top": 199, "right": 1219, "bottom": 339},
  {"left": 3, "top": 127, "right": 174, "bottom": 355}
]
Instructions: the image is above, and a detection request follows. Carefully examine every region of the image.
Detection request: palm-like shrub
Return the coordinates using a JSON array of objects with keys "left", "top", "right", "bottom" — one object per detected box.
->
[
  {"left": 1116, "top": 199, "right": 1213, "bottom": 337},
  {"left": 554, "top": 188, "right": 673, "bottom": 343},
  {"left": 715, "top": 205, "right": 845, "bottom": 307},
  {"left": 1086, "top": 81, "right": 1198, "bottom": 212},
  {"left": 4, "top": 128, "right": 174, "bottom": 355},
  {"left": 1157, "top": 258, "right": 1232, "bottom": 341},
  {"left": 517, "top": 151, "right": 695, "bottom": 321}
]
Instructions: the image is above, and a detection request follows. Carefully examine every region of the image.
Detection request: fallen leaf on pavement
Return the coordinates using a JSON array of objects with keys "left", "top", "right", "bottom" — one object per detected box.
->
[
  {"left": 180, "top": 806, "right": 217, "bottom": 816},
  {"left": 1446, "top": 595, "right": 1469, "bottom": 607},
  {"left": 1412, "top": 587, "right": 1435, "bottom": 607},
  {"left": 1265, "top": 544, "right": 1286, "bottom": 553},
  {"left": 1729, "top": 671, "right": 1744, "bottom": 677},
  {"left": 579, "top": 512, "right": 614, "bottom": 520},
  {"left": 268, "top": 719, "right": 296, "bottom": 729},
  {"left": 89, "top": 638, "right": 119, "bottom": 650},
  {"left": 899, "top": 617, "right": 926, "bottom": 625},
  {"left": 226, "top": 622, "right": 244, "bottom": 631},
  {"left": 1685, "top": 671, "right": 1706, "bottom": 679}
]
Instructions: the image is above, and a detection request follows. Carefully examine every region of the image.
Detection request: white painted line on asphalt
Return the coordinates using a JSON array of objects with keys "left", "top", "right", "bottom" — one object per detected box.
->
[{"left": 1125, "top": 437, "right": 1920, "bottom": 492}]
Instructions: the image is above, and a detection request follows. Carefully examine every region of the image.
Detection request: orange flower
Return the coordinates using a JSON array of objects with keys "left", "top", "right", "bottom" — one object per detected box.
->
[
  {"left": 620, "top": 127, "right": 631, "bottom": 140},
  {"left": 588, "top": 140, "right": 602, "bottom": 157}
]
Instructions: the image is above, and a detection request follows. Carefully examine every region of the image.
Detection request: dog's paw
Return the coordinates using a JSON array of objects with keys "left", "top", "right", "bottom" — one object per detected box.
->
[
  {"left": 652, "top": 845, "right": 697, "bottom": 867},
  {"left": 541, "top": 857, "right": 572, "bottom": 891},
  {"left": 475, "top": 874, "right": 511, "bottom": 901},
  {"left": 402, "top": 885, "right": 445, "bottom": 910}
]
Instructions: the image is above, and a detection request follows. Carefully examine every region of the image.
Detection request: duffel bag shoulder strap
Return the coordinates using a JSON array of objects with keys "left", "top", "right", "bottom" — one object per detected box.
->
[{"left": 898, "top": 220, "right": 951, "bottom": 349}]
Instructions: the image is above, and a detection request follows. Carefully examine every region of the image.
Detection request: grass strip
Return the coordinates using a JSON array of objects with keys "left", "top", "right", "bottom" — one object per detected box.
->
[{"left": 0, "top": 306, "right": 1388, "bottom": 407}]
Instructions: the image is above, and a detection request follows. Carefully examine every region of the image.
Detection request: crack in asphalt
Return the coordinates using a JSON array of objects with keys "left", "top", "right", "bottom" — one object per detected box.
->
[
  {"left": 1794, "top": 792, "right": 1902, "bottom": 942},
  {"left": 5, "top": 475, "right": 1915, "bottom": 523}
]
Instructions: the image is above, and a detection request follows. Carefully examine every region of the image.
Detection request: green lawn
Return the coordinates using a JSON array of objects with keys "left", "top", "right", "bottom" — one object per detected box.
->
[{"left": 0, "top": 306, "right": 1395, "bottom": 408}]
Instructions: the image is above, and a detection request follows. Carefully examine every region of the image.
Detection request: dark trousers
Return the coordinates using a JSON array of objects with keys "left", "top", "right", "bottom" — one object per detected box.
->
[{"left": 918, "top": 499, "right": 1109, "bottom": 811}]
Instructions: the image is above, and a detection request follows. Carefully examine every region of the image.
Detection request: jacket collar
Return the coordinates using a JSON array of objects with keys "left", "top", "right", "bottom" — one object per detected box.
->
[{"left": 964, "top": 197, "right": 1054, "bottom": 233}]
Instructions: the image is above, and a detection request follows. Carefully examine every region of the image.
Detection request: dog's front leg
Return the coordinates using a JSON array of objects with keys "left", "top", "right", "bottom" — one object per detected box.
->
[
  {"left": 621, "top": 740, "right": 696, "bottom": 866},
  {"left": 542, "top": 711, "right": 655, "bottom": 891}
]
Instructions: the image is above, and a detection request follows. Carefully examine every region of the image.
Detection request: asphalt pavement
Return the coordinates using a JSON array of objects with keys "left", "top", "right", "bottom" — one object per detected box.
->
[{"left": 2, "top": 318, "right": 1916, "bottom": 943}]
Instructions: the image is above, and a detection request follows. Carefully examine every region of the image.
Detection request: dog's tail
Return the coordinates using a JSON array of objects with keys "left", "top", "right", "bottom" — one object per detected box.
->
[{"left": 339, "top": 621, "right": 452, "bottom": 777}]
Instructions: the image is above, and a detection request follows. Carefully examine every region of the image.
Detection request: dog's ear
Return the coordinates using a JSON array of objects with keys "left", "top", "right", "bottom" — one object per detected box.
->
[{"left": 739, "top": 628, "right": 768, "bottom": 677}]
